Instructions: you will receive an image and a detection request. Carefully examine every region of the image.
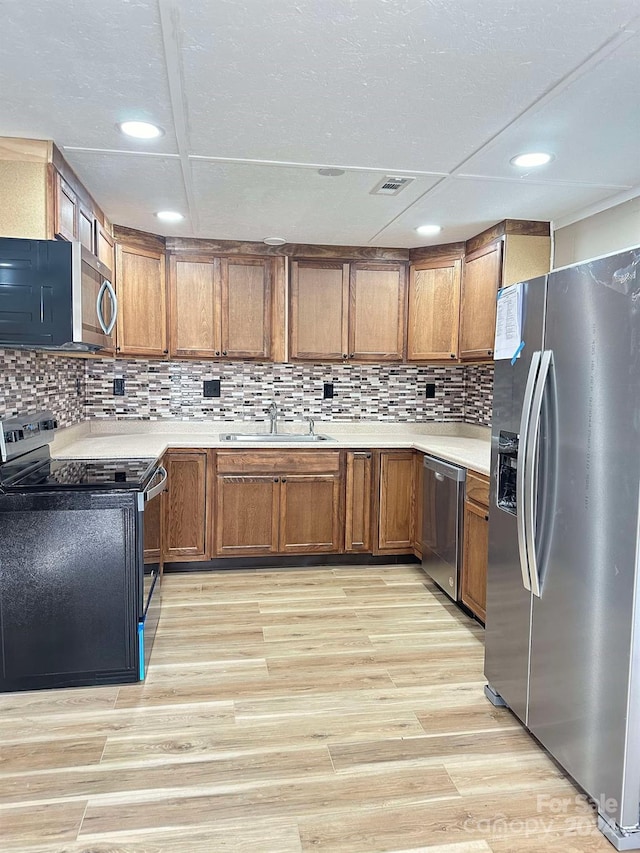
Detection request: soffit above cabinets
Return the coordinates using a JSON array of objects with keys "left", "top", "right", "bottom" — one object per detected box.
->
[{"left": 0, "top": 0, "right": 639, "bottom": 246}]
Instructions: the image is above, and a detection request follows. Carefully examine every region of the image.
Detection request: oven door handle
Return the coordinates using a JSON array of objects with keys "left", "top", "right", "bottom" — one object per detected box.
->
[{"left": 142, "top": 466, "right": 168, "bottom": 503}]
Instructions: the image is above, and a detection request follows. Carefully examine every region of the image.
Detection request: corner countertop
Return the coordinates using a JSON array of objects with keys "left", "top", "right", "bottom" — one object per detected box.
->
[{"left": 51, "top": 420, "right": 492, "bottom": 476}]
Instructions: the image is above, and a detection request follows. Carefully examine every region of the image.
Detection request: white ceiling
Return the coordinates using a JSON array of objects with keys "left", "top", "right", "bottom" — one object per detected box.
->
[{"left": 1, "top": 0, "right": 639, "bottom": 247}]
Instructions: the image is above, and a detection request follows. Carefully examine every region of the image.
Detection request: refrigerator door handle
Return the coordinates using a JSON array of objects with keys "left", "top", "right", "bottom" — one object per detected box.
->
[
  {"left": 517, "top": 350, "right": 541, "bottom": 592},
  {"left": 525, "top": 350, "right": 553, "bottom": 598}
]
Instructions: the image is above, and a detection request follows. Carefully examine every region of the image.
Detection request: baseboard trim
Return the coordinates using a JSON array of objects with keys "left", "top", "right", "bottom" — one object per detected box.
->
[{"left": 163, "top": 553, "right": 421, "bottom": 573}]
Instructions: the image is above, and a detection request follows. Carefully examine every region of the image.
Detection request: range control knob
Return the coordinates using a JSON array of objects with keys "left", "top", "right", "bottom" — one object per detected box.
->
[
  {"left": 39, "top": 418, "right": 58, "bottom": 430},
  {"left": 5, "top": 429, "right": 24, "bottom": 443}
]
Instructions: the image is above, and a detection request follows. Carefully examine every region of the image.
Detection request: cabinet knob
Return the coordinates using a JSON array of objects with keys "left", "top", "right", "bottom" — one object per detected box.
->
[
  {"left": 223, "top": 350, "right": 228, "bottom": 356},
  {"left": 488, "top": 350, "right": 493, "bottom": 356},
  {"left": 282, "top": 478, "right": 287, "bottom": 483},
  {"left": 366, "top": 453, "right": 371, "bottom": 459},
  {"left": 349, "top": 353, "right": 354, "bottom": 358},
  {"left": 215, "top": 351, "right": 220, "bottom": 356},
  {"left": 343, "top": 353, "right": 348, "bottom": 359},
  {"left": 450, "top": 353, "right": 456, "bottom": 358},
  {"left": 273, "top": 477, "right": 279, "bottom": 482},
  {"left": 115, "top": 346, "right": 120, "bottom": 352},
  {"left": 163, "top": 349, "right": 168, "bottom": 355},
  {"left": 484, "top": 514, "right": 489, "bottom": 521}
]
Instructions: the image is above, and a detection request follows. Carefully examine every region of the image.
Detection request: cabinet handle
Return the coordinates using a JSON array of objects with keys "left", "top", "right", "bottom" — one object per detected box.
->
[
  {"left": 450, "top": 353, "right": 456, "bottom": 358},
  {"left": 488, "top": 350, "right": 493, "bottom": 356},
  {"left": 115, "top": 346, "right": 120, "bottom": 352},
  {"left": 343, "top": 353, "right": 348, "bottom": 359},
  {"left": 282, "top": 478, "right": 287, "bottom": 483},
  {"left": 223, "top": 350, "right": 228, "bottom": 356},
  {"left": 163, "top": 349, "right": 168, "bottom": 354},
  {"left": 273, "top": 477, "right": 279, "bottom": 482},
  {"left": 366, "top": 453, "right": 371, "bottom": 459},
  {"left": 215, "top": 351, "right": 220, "bottom": 356},
  {"left": 349, "top": 353, "right": 354, "bottom": 358}
]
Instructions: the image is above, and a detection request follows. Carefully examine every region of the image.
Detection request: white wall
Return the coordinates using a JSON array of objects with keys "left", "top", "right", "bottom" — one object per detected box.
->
[{"left": 553, "top": 195, "right": 640, "bottom": 268}]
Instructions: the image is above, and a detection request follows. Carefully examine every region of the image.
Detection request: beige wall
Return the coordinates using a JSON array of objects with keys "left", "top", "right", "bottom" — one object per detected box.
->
[{"left": 553, "top": 195, "right": 640, "bottom": 268}]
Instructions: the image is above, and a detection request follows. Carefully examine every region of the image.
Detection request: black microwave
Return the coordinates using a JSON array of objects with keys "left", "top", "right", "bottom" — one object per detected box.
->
[{"left": 0, "top": 237, "right": 117, "bottom": 351}]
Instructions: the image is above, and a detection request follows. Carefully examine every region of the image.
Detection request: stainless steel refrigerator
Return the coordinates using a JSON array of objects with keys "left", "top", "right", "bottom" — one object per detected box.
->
[{"left": 484, "top": 246, "right": 640, "bottom": 850}]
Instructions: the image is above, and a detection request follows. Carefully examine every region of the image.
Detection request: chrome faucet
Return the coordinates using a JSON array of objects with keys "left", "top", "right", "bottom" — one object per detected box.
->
[
  {"left": 305, "top": 416, "right": 315, "bottom": 436},
  {"left": 267, "top": 401, "right": 278, "bottom": 434}
]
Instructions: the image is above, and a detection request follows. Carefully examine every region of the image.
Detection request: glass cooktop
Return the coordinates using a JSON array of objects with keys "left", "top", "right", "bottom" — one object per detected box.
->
[{"left": 1, "top": 456, "right": 157, "bottom": 490}]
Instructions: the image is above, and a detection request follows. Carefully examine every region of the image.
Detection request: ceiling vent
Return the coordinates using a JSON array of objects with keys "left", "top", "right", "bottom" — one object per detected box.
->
[{"left": 370, "top": 175, "right": 415, "bottom": 196}]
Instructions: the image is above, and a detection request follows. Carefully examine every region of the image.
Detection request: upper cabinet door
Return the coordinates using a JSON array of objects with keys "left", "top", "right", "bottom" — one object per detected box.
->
[
  {"left": 78, "top": 205, "right": 95, "bottom": 253},
  {"left": 349, "top": 263, "right": 406, "bottom": 361},
  {"left": 289, "top": 260, "right": 349, "bottom": 360},
  {"left": 459, "top": 241, "right": 502, "bottom": 361},
  {"left": 220, "top": 257, "right": 271, "bottom": 359},
  {"left": 95, "top": 221, "right": 115, "bottom": 275},
  {"left": 54, "top": 173, "right": 77, "bottom": 242},
  {"left": 407, "top": 258, "right": 461, "bottom": 362},
  {"left": 169, "top": 255, "right": 221, "bottom": 358},
  {"left": 115, "top": 243, "right": 167, "bottom": 357}
]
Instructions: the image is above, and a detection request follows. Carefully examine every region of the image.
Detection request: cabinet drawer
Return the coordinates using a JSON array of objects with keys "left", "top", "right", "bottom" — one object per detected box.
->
[
  {"left": 216, "top": 450, "right": 341, "bottom": 475},
  {"left": 466, "top": 471, "right": 489, "bottom": 508}
]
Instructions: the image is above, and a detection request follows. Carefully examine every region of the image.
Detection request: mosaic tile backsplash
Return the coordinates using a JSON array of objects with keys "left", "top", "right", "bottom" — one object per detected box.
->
[
  {"left": 0, "top": 349, "right": 85, "bottom": 427},
  {"left": 1, "top": 351, "right": 493, "bottom": 428},
  {"left": 84, "top": 359, "right": 494, "bottom": 426}
]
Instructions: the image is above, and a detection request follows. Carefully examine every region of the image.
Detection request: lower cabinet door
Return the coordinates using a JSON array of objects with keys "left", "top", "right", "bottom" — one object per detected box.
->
[
  {"left": 164, "top": 451, "right": 208, "bottom": 561},
  {"left": 279, "top": 474, "right": 342, "bottom": 553},
  {"left": 376, "top": 451, "right": 415, "bottom": 554},
  {"left": 345, "top": 452, "right": 372, "bottom": 552},
  {"left": 215, "top": 475, "right": 279, "bottom": 556},
  {"left": 461, "top": 499, "right": 489, "bottom": 621}
]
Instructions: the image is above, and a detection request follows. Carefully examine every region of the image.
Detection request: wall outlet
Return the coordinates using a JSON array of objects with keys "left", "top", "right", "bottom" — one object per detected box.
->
[
  {"left": 203, "top": 379, "right": 221, "bottom": 398},
  {"left": 425, "top": 383, "right": 436, "bottom": 399},
  {"left": 323, "top": 382, "right": 334, "bottom": 399},
  {"left": 113, "top": 378, "right": 125, "bottom": 396}
]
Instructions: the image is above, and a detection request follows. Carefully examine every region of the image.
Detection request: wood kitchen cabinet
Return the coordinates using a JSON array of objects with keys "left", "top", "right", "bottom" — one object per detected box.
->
[
  {"left": 221, "top": 257, "right": 272, "bottom": 359},
  {"left": 168, "top": 254, "right": 274, "bottom": 360},
  {"left": 214, "top": 451, "right": 342, "bottom": 556},
  {"left": 375, "top": 450, "right": 415, "bottom": 555},
  {"left": 459, "top": 242, "right": 502, "bottom": 361},
  {"left": 54, "top": 172, "right": 78, "bottom": 243},
  {"left": 413, "top": 451, "right": 424, "bottom": 559},
  {"left": 289, "top": 261, "right": 349, "bottom": 360},
  {"left": 289, "top": 259, "right": 406, "bottom": 362},
  {"left": 215, "top": 475, "right": 279, "bottom": 556},
  {"left": 459, "top": 221, "right": 551, "bottom": 363},
  {"left": 461, "top": 471, "right": 490, "bottom": 622},
  {"left": 350, "top": 263, "right": 406, "bottom": 361},
  {"left": 345, "top": 451, "right": 373, "bottom": 552},
  {"left": 163, "top": 450, "right": 210, "bottom": 561},
  {"left": 96, "top": 219, "right": 115, "bottom": 274},
  {"left": 279, "top": 474, "right": 342, "bottom": 553},
  {"left": 115, "top": 235, "right": 167, "bottom": 357},
  {"left": 407, "top": 256, "right": 461, "bottom": 362}
]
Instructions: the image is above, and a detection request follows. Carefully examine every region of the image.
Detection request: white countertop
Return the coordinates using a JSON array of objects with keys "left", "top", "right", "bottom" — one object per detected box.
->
[{"left": 52, "top": 420, "right": 492, "bottom": 475}]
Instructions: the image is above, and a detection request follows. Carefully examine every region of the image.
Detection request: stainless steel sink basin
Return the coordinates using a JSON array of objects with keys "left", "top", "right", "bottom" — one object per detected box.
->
[{"left": 219, "top": 433, "right": 335, "bottom": 443}]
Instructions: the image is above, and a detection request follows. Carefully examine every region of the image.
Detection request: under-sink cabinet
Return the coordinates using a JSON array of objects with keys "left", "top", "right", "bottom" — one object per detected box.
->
[{"left": 214, "top": 451, "right": 343, "bottom": 556}]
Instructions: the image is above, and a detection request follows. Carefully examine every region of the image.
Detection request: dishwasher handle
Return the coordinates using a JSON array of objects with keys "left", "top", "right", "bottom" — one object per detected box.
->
[{"left": 423, "top": 455, "right": 466, "bottom": 483}]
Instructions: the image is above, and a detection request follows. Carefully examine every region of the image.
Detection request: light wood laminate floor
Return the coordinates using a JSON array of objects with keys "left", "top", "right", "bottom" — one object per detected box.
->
[{"left": 0, "top": 565, "right": 614, "bottom": 852}]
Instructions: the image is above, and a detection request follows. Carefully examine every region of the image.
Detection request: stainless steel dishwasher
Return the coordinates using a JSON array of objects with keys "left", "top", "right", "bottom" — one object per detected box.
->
[{"left": 422, "top": 455, "right": 466, "bottom": 601}]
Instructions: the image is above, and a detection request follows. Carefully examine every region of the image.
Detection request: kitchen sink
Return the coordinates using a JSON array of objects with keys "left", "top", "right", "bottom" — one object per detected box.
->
[{"left": 219, "top": 433, "right": 336, "bottom": 443}]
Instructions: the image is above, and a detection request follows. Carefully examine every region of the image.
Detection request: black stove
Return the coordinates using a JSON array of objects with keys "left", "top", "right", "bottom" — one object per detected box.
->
[{"left": 0, "top": 411, "right": 156, "bottom": 492}]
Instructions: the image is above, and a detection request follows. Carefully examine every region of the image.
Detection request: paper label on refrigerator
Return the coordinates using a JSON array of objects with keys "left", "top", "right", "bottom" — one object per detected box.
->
[{"left": 494, "top": 283, "right": 523, "bottom": 360}]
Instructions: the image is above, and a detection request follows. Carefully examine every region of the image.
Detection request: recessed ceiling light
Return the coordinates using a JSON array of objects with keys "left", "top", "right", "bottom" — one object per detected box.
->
[
  {"left": 318, "top": 168, "right": 345, "bottom": 177},
  {"left": 118, "top": 120, "right": 164, "bottom": 139},
  {"left": 415, "top": 224, "right": 442, "bottom": 236},
  {"left": 510, "top": 152, "right": 554, "bottom": 168},
  {"left": 155, "top": 211, "right": 184, "bottom": 222},
  {"left": 263, "top": 236, "right": 287, "bottom": 246}
]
